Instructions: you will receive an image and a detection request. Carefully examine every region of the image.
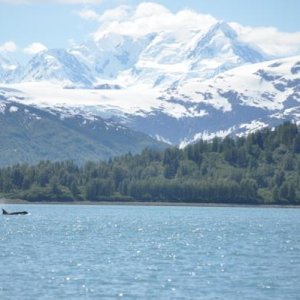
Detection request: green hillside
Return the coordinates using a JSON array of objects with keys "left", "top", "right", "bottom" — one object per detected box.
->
[
  {"left": 1, "top": 122, "right": 300, "bottom": 205},
  {"left": 0, "top": 100, "right": 165, "bottom": 167}
]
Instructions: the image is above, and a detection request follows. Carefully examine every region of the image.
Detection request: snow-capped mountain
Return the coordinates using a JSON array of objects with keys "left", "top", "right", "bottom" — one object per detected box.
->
[
  {"left": 185, "top": 22, "right": 266, "bottom": 80},
  {"left": 163, "top": 55, "right": 300, "bottom": 145},
  {"left": 4, "top": 21, "right": 269, "bottom": 88},
  {"left": 110, "top": 56, "right": 300, "bottom": 146},
  {"left": 187, "top": 22, "right": 265, "bottom": 63},
  {"left": 1, "top": 55, "right": 299, "bottom": 147},
  {"left": 19, "top": 49, "right": 94, "bottom": 87},
  {"left": 127, "top": 22, "right": 267, "bottom": 87},
  {"left": 71, "top": 33, "right": 156, "bottom": 80},
  {"left": 0, "top": 20, "right": 299, "bottom": 150},
  {"left": 130, "top": 30, "right": 191, "bottom": 86},
  {"left": 0, "top": 53, "right": 20, "bottom": 83}
]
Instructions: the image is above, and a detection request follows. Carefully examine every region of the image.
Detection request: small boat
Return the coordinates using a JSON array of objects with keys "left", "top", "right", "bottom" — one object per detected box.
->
[{"left": 2, "top": 208, "right": 28, "bottom": 215}]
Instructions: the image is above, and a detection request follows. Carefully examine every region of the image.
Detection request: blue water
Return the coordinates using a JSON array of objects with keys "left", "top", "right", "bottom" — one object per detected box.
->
[{"left": 0, "top": 205, "right": 299, "bottom": 300}]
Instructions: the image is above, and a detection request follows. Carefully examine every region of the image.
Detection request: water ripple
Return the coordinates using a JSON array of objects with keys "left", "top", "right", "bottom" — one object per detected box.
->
[{"left": 0, "top": 205, "right": 299, "bottom": 299}]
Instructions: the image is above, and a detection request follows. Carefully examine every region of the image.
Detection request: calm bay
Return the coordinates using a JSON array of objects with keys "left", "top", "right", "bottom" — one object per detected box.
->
[{"left": 0, "top": 204, "right": 299, "bottom": 299}]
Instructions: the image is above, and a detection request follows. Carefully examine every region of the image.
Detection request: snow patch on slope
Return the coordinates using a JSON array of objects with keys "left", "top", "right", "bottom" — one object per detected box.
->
[
  {"left": 0, "top": 103, "right": 6, "bottom": 114},
  {"left": 179, "top": 127, "right": 235, "bottom": 148},
  {"left": 169, "top": 55, "right": 300, "bottom": 112},
  {"left": 9, "top": 106, "right": 18, "bottom": 113},
  {"left": 0, "top": 81, "right": 206, "bottom": 119}
]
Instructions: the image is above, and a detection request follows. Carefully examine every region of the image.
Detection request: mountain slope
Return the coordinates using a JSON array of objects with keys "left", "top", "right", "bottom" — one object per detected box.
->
[
  {"left": 165, "top": 55, "right": 300, "bottom": 144},
  {"left": 4, "top": 21, "right": 268, "bottom": 89},
  {"left": 185, "top": 22, "right": 266, "bottom": 79},
  {"left": 71, "top": 33, "right": 156, "bottom": 79},
  {"left": 187, "top": 22, "right": 265, "bottom": 63},
  {"left": 0, "top": 20, "right": 298, "bottom": 148},
  {"left": 19, "top": 49, "right": 94, "bottom": 87},
  {"left": 122, "top": 22, "right": 267, "bottom": 87},
  {"left": 1, "top": 55, "right": 299, "bottom": 146},
  {"left": 0, "top": 94, "right": 166, "bottom": 167},
  {"left": 0, "top": 53, "right": 20, "bottom": 83}
]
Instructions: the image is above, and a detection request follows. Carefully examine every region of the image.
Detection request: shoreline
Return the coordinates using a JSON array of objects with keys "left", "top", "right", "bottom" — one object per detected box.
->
[{"left": 1, "top": 198, "right": 299, "bottom": 209}]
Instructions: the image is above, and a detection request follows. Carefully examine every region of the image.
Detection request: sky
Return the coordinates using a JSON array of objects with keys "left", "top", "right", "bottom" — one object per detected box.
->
[{"left": 0, "top": 0, "right": 300, "bottom": 61}]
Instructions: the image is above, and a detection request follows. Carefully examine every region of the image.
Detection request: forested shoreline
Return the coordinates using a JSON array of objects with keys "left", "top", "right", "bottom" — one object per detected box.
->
[{"left": 1, "top": 122, "right": 300, "bottom": 205}]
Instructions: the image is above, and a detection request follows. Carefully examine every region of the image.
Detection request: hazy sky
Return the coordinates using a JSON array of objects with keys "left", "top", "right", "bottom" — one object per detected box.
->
[{"left": 0, "top": 0, "right": 299, "bottom": 60}]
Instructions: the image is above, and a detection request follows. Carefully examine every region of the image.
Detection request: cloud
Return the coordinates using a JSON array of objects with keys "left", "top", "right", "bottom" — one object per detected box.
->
[
  {"left": 0, "top": 0, "right": 102, "bottom": 4},
  {"left": 82, "top": 2, "right": 300, "bottom": 58},
  {"left": 76, "top": 8, "right": 101, "bottom": 21},
  {"left": 0, "top": 41, "right": 17, "bottom": 52},
  {"left": 24, "top": 42, "right": 47, "bottom": 55},
  {"left": 232, "top": 23, "right": 300, "bottom": 57},
  {"left": 90, "top": 2, "right": 217, "bottom": 41},
  {"left": 98, "top": 5, "right": 130, "bottom": 22},
  {"left": 76, "top": 5, "right": 130, "bottom": 22}
]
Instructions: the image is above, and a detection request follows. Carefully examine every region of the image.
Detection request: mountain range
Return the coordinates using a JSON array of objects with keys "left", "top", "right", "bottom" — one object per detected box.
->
[
  {"left": 0, "top": 20, "right": 299, "bottom": 164},
  {"left": 1, "top": 22, "right": 268, "bottom": 86}
]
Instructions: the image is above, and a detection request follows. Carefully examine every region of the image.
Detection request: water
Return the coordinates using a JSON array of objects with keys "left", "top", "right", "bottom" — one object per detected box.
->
[{"left": 0, "top": 204, "right": 299, "bottom": 300}]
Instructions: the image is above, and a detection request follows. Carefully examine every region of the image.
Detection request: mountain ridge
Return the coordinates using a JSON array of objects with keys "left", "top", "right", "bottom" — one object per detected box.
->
[
  {"left": 0, "top": 94, "right": 166, "bottom": 167},
  {"left": 0, "top": 21, "right": 269, "bottom": 87},
  {"left": 0, "top": 21, "right": 299, "bottom": 150},
  {"left": 2, "top": 55, "right": 299, "bottom": 146}
]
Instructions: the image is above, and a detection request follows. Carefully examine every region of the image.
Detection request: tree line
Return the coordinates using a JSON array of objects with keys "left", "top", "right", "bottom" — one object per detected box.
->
[{"left": 1, "top": 122, "right": 300, "bottom": 205}]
